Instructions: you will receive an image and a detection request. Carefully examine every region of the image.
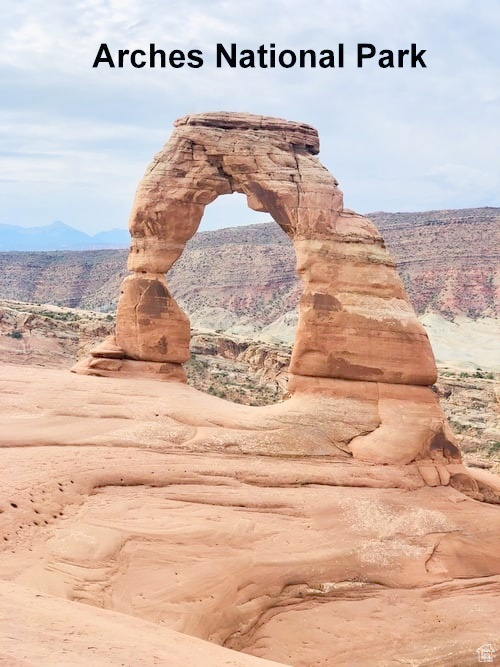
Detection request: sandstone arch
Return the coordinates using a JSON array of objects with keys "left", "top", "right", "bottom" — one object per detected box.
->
[
  {"left": 75, "top": 112, "right": 458, "bottom": 465},
  {"left": 81, "top": 112, "right": 436, "bottom": 385}
]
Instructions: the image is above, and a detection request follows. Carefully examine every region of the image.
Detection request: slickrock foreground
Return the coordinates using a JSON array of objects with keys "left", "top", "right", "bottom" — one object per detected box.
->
[
  {"left": 3, "top": 113, "right": 499, "bottom": 664},
  {"left": 0, "top": 364, "right": 499, "bottom": 665}
]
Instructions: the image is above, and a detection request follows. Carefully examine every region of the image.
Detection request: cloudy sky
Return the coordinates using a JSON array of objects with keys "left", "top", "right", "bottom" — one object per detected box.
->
[{"left": 1, "top": 0, "right": 499, "bottom": 233}]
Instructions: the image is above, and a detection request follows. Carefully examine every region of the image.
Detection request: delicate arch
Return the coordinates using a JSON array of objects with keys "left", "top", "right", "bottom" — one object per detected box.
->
[{"left": 79, "top": 112, "right": 437, "bottom": 389}]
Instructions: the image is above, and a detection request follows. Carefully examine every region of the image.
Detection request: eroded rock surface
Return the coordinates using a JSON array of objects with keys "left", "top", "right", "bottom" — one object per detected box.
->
[
  {"left": 115, "top": 112, "right": 436, "bottom": 386},
  {"left": 0, "top": 364, "right": 499, "bottom": 666},
  {"left": 74, "top": 111, "right": 452, "bottom": 465},
  {"left": 73, "top": 112, "right": 436, "bottom": 383},
  {"left": 20, "top": 113, "right": 493, "bottom": 662}
]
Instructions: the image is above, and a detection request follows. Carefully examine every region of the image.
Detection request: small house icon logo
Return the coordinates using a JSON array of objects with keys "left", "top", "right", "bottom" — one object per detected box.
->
[{"left": 477, "top": 644, "right": 496, "bottom": 663}]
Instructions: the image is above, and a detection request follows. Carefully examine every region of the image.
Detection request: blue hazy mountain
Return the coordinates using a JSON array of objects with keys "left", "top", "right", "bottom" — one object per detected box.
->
[{"left": 0, "top": 221, "right": 129, "bottom": 251}]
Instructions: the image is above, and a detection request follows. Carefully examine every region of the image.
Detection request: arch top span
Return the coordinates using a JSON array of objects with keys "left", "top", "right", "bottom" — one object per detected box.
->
[
  {"left": 127, "top": 111, "right": 344, "bottom": 276},
  {"left": 173, "top": 111, "right": 321, "bottom": 154}
]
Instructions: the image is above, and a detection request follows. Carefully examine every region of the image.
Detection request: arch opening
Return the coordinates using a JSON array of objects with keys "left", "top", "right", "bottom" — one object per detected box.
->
[
  {"left": 164, "top": 191, "right": 300, "bottom": 405},
  {"left": 197, "top": 191, "right": 270, "bottom": 232}
]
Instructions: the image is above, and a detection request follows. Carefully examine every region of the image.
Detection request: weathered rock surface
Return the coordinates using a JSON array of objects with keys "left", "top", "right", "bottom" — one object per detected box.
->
[
  {"left": 75, "top": 112, "right": 448, "bottom": 466},
  {"left": 0, "top": 363, "right": 499, "bottom": 665},
  {"left": 0, "top": 299, "right": 114, "bottom": 367},
  {"left": 0, "top": 582, "right": 283, "bottom": 666},
  {"left": 1, "top": 114, "right": 498, "bottom": 664},
  {"left": 107, "top": 112, "right": 436, "bottom": 388},
  {"left": 290, "top": 228, "right": 436, "bottom": 384},
  {"left": 115, "top": 274, "right": 190, "bottom": 365},
  {"left": 2, "top": 301, "right": 497, "bottom": 466}
]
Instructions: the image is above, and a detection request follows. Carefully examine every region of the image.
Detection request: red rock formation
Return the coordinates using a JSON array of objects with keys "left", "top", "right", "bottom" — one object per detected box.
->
[
  {"left": 3, "top": 114, "right": 497, "bottom": 662},
  {"left": 74, "top": 111, "right": 455, "bottom": 465}
]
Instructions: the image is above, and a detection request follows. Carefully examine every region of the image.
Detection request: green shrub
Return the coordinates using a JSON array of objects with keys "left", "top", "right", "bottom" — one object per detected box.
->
[{"left": 488, "top": 442, "right": 500, "bottom": 457}]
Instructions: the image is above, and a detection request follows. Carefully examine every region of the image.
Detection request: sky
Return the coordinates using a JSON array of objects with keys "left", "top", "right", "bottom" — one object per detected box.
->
[{"left": 0, "top": 0, "right": 499, "bottom": 233}]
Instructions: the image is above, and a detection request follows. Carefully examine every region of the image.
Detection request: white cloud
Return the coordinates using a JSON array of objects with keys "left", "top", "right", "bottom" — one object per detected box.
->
[{"left": 0, "top": 0, "right": 498, "bottom": 231}]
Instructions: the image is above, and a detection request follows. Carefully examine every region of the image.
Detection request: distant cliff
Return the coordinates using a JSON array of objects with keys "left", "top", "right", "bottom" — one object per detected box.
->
[
  {"left": 370, "top": 208, "right": 499, "bottom": 319},
  {"left": 0, "top": 207, "right": 497, "bottom": 321}
]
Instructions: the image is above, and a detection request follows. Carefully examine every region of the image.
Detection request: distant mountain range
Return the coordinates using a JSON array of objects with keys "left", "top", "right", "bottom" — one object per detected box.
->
[{"left": 0, "top": 221, "right": 129, "bottom": 251}]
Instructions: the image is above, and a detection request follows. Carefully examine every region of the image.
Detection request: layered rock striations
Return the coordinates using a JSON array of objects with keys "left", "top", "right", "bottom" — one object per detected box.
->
[
  {"left": 1, "top": 207, "right": 498, "bottom": 320},
  {"left": 76, "top": 112, "right": 459, "bottom": 467}
]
